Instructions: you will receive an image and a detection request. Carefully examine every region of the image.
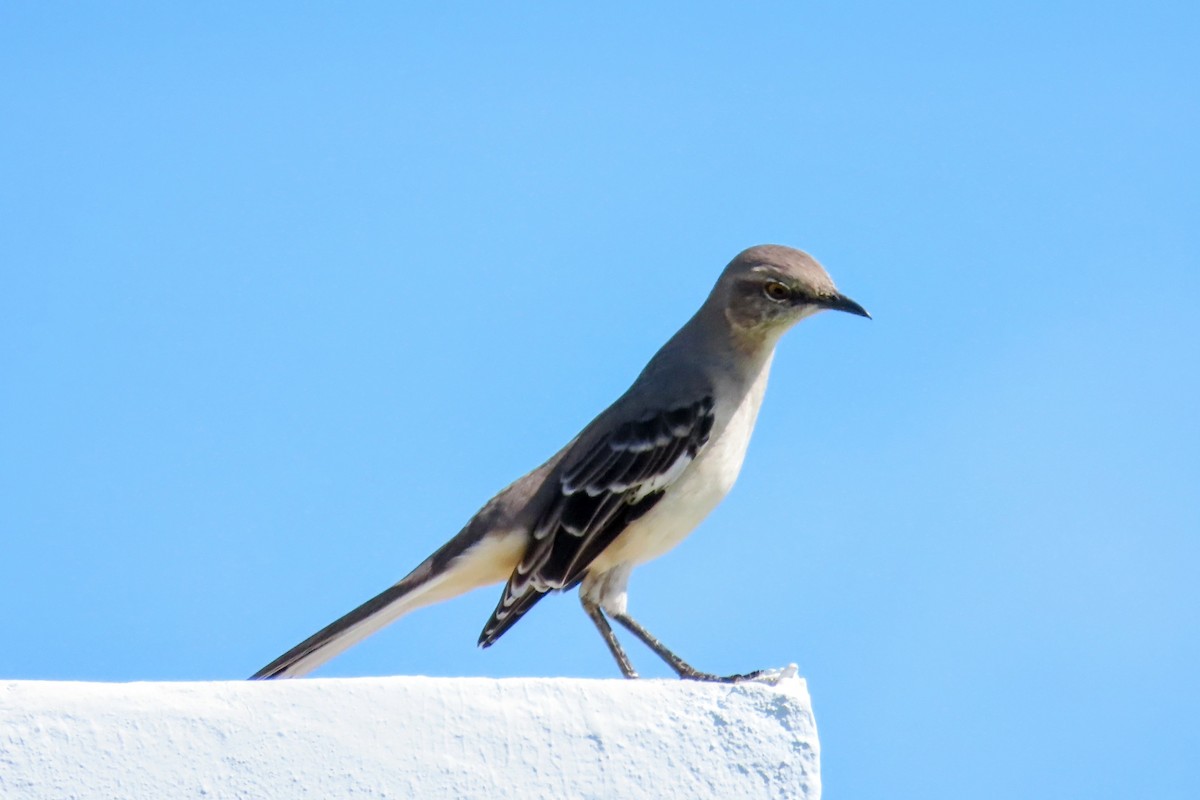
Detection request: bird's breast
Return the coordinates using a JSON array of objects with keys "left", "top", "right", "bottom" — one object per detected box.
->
[{"left": 589, "top": 355, "right": 774, "bottom": 571}]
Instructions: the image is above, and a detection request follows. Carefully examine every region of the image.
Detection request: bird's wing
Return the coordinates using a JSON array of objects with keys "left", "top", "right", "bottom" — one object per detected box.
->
[{"left": 478, "top": 395, "right": 715, "bottom": 646}]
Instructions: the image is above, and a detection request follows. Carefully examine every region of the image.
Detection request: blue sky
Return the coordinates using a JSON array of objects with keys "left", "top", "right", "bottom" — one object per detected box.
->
[{"left": 2, "top": 3, "right": 1196, "bottom": 797}]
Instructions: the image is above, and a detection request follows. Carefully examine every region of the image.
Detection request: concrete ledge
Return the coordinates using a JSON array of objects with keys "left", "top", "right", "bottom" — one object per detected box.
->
[{"left": 0, "top": 675, "right": 820, "bottom": 799}]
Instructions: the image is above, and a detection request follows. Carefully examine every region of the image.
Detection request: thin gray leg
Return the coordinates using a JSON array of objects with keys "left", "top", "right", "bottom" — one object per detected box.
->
[
  {"left": 611, "top": 611, "right": 767, "bottom": 683},
  {"left": 582, "top": 599, "right": 639, "bottom": 679}
]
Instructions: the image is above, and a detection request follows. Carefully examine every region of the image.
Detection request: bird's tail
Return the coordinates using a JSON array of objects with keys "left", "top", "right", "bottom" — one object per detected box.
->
[{"left": 251, "top": 529, "right": 526, "bottom": 679}]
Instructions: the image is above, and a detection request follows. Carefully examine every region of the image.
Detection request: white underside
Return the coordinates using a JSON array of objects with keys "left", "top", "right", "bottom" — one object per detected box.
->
[{"left": 583, "top": 353, "right": 774, "bottom": 614}]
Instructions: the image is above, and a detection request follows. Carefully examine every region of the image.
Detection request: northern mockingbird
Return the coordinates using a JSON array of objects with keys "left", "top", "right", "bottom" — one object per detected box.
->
[{"left": 253, "top": 244, "right": 869, "bottom": 682}]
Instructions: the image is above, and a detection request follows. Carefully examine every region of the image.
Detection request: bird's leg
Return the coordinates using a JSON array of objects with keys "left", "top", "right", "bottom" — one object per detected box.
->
[
  {"left": 581, "top": 599, "right": 639, "bottom": 679},
  {"left": 611, "top": 611, "right": 768, "bottom": 683}
]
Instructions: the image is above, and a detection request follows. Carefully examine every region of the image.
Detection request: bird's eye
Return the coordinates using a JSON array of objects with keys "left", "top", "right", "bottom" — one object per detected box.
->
[{"left": 763, "top": 281, "right": 792, "bottom": 302}]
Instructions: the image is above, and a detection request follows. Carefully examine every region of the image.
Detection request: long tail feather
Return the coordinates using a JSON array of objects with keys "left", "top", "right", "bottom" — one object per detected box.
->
[{"left": 252, "top": 529, "right": 525, "bottom": 678}]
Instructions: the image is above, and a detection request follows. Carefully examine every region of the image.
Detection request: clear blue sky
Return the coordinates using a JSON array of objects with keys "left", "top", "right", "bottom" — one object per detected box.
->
[{"left": 2, "top": 3, "right": 1196, "bottom": 798}]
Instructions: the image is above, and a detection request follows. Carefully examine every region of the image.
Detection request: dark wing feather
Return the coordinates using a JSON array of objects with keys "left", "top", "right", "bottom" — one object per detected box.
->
[{"left": 478, "top": 396, "right": 714, "bottom": 647}]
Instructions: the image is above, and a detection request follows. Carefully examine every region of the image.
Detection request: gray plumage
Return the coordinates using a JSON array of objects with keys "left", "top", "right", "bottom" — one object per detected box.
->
[{"left": 253, "top": 244, "right": 868, "bottom": 680}]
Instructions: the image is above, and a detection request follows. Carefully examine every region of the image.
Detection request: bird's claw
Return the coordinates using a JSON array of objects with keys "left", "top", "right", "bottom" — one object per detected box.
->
[{"left": 679, "top": 662, "right": 798, "bottom": 685}]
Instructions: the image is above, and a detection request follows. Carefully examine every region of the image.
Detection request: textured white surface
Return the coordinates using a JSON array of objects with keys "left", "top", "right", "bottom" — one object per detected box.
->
[{"left": 0, "top": 675, "right": 820, "bottom": 800}]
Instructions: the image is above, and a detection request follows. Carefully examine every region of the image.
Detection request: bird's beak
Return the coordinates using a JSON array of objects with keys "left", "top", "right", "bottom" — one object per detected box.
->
[{"left": 823, "top": 292, "right": 872, "bottom": 319}]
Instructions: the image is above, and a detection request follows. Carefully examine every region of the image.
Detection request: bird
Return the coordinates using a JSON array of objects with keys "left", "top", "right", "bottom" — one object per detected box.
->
[{"left": 252, "top": 244, "right": 869, "bottom": 681}]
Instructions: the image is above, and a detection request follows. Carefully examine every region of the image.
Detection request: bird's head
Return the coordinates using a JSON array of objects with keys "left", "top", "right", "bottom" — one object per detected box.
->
[{"left": 711, "top": 244, "right": 870, "bottom": 343}]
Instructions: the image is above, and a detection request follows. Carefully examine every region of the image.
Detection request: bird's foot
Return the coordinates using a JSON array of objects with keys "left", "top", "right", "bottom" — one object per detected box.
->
[{"left": 679, "top": 662, "right": 799, "bottom": 685}]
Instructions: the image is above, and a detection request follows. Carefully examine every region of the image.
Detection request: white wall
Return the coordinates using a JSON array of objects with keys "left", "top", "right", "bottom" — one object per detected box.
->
[{"left": 0, "top": 675, "right": 820, "bottom": 799}]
